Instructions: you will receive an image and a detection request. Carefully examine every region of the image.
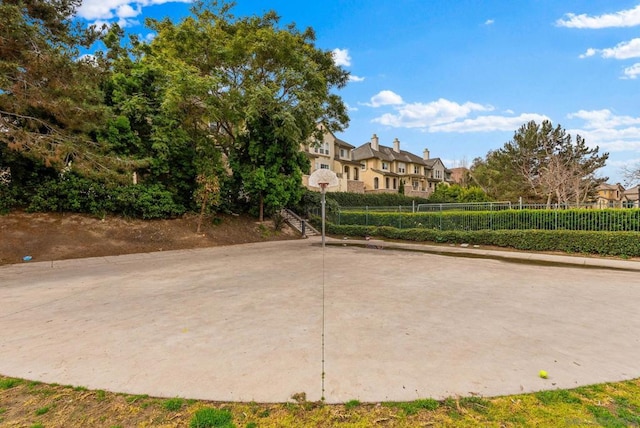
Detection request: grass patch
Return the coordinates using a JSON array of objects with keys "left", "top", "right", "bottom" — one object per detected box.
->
[
  {"left": 344, "top": 399, "right": 360, "bottom": 410},
  {"left": 535, "top": 389, "right": 582, "bottom": 405},
  {"left": 164, "top": 397, "right": 185, "bottom": 411},
  {"left": 383, "top": 398, "right": 439, "bottom": 415},
  {"left": 125, "top": 394, "right": 149, "bottom": 404},
  {"left": 34, "top": 406, "right": 50, "bottom": 416},
  {"left": 190, "top": 407, "right": 235, "bottom": 428},
  {"left": 2, "top": 374, "right": 640, "bottom": 426},
  {"left": 0, "top": 378, "right": 23, "bottom": 389}
]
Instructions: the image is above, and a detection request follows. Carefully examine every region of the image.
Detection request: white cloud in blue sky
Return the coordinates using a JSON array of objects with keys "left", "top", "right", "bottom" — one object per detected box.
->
[
  {"left": 556, "top": 4, "right": 640, "bottom": 29},
  {"left": 75, "top": 0, "right": 640, "bottom": 183},
  {"left": 623, "top": 63, "right": 640, "bottom": 79},
  {"left": 581, "top": 38, "right": 640, "bottom": 60},
  {"left": 372, "top": 97, "right": 494, "bottom": 130},
  {"left": 78, "top": 0, "right": 191, "bottom": 27}
]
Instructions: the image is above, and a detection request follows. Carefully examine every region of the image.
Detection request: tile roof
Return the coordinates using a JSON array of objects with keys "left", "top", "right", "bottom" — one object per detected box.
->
[{"left": 353, "top": 143, "right": 430, "bottom": 167}]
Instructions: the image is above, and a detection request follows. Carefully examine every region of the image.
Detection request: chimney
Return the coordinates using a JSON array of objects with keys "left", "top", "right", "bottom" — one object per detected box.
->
[
  {"left": 371, "top": 134, "right": 379, "bottom": 151},
  {"left": 393, "top": 138, "right": 400, "bottom": 153},
  {"left": 423, "top": 148, "right": 430, "bottom": 160}
]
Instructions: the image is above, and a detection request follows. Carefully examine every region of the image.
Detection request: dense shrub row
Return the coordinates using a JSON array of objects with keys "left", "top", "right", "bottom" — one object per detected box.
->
[
  {"left": 325, "top": 224, "right": 640, "bottom": 257},
  {"left": 323, "top": 191, "right": 429, "bottom": 207},
  {"left": 23, "top": 174, "right": 185, "bottom": 219},
  {"left": 332, "top": 209, "right": 640, "bottom": 232}
]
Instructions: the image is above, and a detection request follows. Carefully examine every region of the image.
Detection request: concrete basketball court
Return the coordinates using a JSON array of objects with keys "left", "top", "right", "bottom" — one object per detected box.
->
[{"left": 1, "top": 238, "right": 640, "bottom": 404}]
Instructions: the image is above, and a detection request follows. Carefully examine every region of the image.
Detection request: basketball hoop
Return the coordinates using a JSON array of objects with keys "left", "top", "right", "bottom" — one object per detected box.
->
[
  {"left": 308, "top": 169, "right": 339, "bottom": 247},
  {"left": 308, "top": 169, "right": 339, "bottom": 189}
]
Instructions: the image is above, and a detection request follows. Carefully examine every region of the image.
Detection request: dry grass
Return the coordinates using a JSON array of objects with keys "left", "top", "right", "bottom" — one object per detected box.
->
[{"left": 1, "top": 376, "right": 639, "bottom": 427}]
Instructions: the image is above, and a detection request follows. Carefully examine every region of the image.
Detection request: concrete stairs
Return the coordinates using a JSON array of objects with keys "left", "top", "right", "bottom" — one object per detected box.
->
[{"left": 280, "top": 209, "right": 319, "bottom": 237}]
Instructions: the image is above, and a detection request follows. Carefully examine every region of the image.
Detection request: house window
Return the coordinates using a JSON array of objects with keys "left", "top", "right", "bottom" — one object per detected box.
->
[
  {"left": 397, "top": 162, "right": 406, "bottom": 174},
  {"left": 424, "top": 167, "right": 429, "bottom": 175},
  {"left": 393, "top": 178, "right": 397, "bottom": 189},
  {"left": 414, "top": 166, "right": 419, "bottom": 174},
  {"left": 374, "top": 177, "right": 379, "bottom": 189},
  {"left": 435, "top": 169, "right": 442, "bottom": 179},
  {"left": 360, "top": 162, "right": 366, "bottom": 170},
  {"left": 314, "top": 142, "right": 330, "bottom": 155},
  {"left": 382, "top": 162, "right": 389, "bottom": 170},
  {"left": 385, "top": 177, "right": 390, "bottom": 188},
  {"left": 320, "top": 163, "right": 330, "bottom": 169},
  {"left": 340, "top": 149, "right": 346, "bottom": 158},
  {"left": 412, "top": 180, "right": 419, "bottom": 190}
]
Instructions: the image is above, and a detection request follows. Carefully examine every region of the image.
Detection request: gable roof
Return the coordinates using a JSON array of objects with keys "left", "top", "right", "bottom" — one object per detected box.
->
[
  {"left": 597, "top": 183, "right": 625, "bottom": 192},
  {"left": 334, "top": 137, "right": 354, "bottom": 149},
  {"left": 352, "top": 143, "right": 430, "bottom": 167}
]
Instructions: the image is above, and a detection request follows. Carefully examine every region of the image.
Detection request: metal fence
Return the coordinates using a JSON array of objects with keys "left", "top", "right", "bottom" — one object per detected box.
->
[{"left": 317, "top": 203, "right": 640, "bottom": 232}]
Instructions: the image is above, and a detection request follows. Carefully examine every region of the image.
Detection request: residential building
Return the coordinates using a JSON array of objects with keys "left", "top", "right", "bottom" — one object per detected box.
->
[
  {"left": 595, "top": 183, "right": 628, "bottom": 208},
  {"left": 300, "top": 127, "right": 364, "bottom": 193},
  {"left": 351, "top": 134, "right": 451, "bottom": 197},
  {"left": 624, "top": 185, "right": 640, "bottom": 208}
]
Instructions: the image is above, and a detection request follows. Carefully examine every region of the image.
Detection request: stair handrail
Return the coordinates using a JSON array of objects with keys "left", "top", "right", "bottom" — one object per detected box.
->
[{"left": 280, "top": 208, "right": 319, "bottom": 236}]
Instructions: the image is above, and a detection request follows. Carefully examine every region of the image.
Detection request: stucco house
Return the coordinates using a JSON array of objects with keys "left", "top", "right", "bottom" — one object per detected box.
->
[
  {"left": 351, "top": 134, "right": 451, "bottom": 197},
  {"left": 595, "top": 183, "right": 628, "bottom": 208},
  {"left": 623, "top": 185, "right": 640, "bottom": 208},
  {"left": 300, "top": 127, "right": 364, "bottom": 193}
]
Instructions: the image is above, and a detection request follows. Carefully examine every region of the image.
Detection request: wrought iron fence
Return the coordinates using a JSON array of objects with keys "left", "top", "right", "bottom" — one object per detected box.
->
[{"left": 314, "top": 203, "right": 640, "bottom": 232}]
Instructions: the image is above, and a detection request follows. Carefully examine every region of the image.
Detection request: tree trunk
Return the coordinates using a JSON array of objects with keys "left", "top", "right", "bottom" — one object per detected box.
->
[
  {"left": 259, "top": 194, "right": 264, "bottom": 222},
  {"left": 196, "top": 193, "right": 209, "bottom": 234}
]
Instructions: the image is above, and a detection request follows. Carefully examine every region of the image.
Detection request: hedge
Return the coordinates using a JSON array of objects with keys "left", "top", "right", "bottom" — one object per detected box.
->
[
  {"left": 323, "top": 191, "right": 429, "bottom": 207},
  {"left": 332, "top": 209, "right": 640, "bottom": 232},
  {"left": 324, "top": 224, "right": 640, "bottom": 257}
]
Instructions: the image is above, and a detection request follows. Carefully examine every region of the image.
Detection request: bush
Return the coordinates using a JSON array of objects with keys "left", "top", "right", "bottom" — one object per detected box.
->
[
  {"left": 326, "top": 223, "right": 640, "bottom": 257},
  {"left": 113, "top": 184, "right": 185, "bottom": 219},
  {"left": 0, "top": 186, "right": 17, "bottom": 214},
  {"left": 25, "top": 173, "right": 186, "bottom": 219},
  {"left": 332, "top": 209, "right": 640, "bottom": 232}
]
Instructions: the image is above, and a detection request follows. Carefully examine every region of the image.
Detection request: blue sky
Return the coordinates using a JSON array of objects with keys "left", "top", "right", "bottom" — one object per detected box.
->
[{"left": 77, "top": 0, "right": 640, "bottom": 185}]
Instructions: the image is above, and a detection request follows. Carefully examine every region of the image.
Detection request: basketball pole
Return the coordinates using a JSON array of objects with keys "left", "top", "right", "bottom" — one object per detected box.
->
[{"left": 320, "top": 182, "right": 327, "bottom": 248}]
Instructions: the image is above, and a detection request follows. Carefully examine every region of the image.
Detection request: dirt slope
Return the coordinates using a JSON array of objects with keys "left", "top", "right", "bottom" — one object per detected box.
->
[{"left": 0, "top": 211, "right": 297, "bottom": 266}]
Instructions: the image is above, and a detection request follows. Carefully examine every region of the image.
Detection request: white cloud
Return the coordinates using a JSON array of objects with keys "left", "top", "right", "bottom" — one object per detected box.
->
[
  {"left": 579, "top": 48, "right": 596, "bottom": 59},
  {"left": 78, "top": 0, "right": 191, "bottom": 25},
  {"left": 332, "top": 48, "right": 351, "bottom": 67},
  {"left": 365, "top": 90, "right": 404, "bottom": 108},
  {"left": 429, "top": 113, "right": 550, "bottom": 133},
  {"left": 349, "top": 75, "right": 365, "bottom": 82},
  {"left": 484, "top": 19, "right": 495, "bottom": 25},
  {"left": 568, "top": 109, "right": 640, "bottom": 129},
  {"left": 623, "top": 62, "right": 640, "bottom": 79},
  {"left": 116, "top": 3, "right": 140, "bottom": 19},
  {"left": 557, "top": 5, "right": 640, "bottom": 29},
  {"left": 580, "top": 38, "right": 640, "bottom": 60},
  {"left": 372, "top": 98, "right": 493, "bottom": 128},
  {"left": 566, "top": 110, "right": 640, "bottom": 153}
]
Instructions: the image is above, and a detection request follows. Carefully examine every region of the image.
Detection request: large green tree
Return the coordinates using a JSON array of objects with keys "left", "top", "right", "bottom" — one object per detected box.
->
[
  {"left": 471, "top": 120, "right": 608, "bottom": 204},
  {"left": 0, "top": 0, "right": 118, "bottom": 177},
  {"left": 230, "top": 97, "right": 310, "bottom": 221},
  {"left": 145, "top": 0, "right": 349, "bottom": 217}
]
